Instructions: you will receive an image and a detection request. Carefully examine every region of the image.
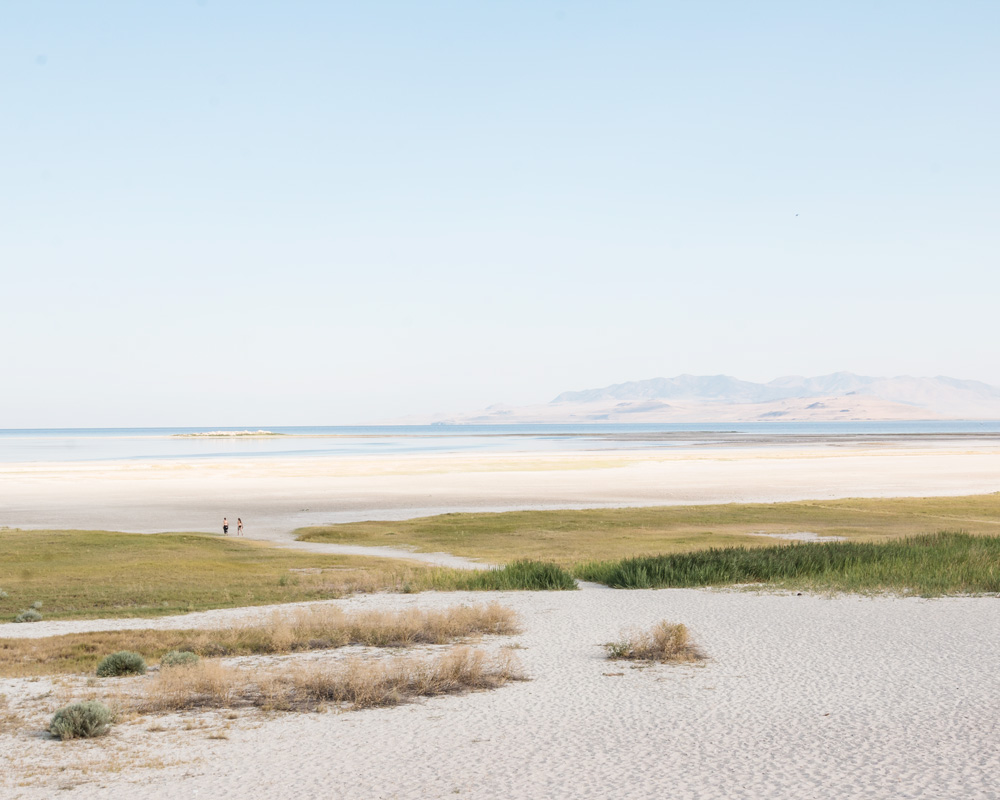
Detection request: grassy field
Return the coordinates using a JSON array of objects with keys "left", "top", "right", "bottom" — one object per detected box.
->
[
  {"left": 0, "top": 529, "right": 458, "bottom": 621},
  {"left": 576, "top": 532, "right": 1000, "bottom": 596},
  {"left": 295, "top": 494, "right": 1000, "bottom": 565},
  {"left": 0, "top": 530, "right": 579, "bottom": 622},
  {"left": 4, "top": 495, "right": 998, "bottom": 622}
]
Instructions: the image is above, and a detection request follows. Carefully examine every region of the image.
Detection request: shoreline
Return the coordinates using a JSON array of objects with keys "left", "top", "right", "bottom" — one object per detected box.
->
[{"left": 2, "top": 443, "right": 1000, "bottom": 540}]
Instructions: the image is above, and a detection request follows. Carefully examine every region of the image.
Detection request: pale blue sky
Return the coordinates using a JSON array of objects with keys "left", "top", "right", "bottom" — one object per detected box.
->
[{"left": 3, "top": 2, "right": 998, "bottom": 426}]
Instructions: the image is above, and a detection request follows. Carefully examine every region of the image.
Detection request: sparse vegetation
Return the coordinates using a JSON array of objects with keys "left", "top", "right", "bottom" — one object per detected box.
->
[
  {"left": 160, "top": 650, "right": 200, "bottom": 668},
  {"left": 0, "top": 603, "right": 520, "bottom": 677},
  {"left": 605, "top": 621, "right": 704, "bottom": 663},
  {"left": 96, "top": 651, "right": 147, "bottom": 678},
  {"left": 577, "top": 532, "right": 1000, "bottom": 596},
  {"left": 49, "top": 701, "right": 113, "bottom": 740},
  {"left": 124, "top": 647, "right": 524, "bottom": 713},
  {"left": 295, "top": 494, "right": 1000, "bottom": 565}
]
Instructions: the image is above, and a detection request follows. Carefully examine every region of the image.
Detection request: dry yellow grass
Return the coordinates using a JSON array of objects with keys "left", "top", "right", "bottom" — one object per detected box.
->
[
  {"left": 605, "top": 621, "right": 704, "bottom": 663},
  {"left": 297, "top": 494, "right": 1000, "bottom": 565},
  {"left": 0, "top": 603, "right": 520, "bottom": 677},
  {"left": 0, "top": 694, "right": 23, "bottom": 735},
  {"left": 0, "top": 529, "right": 465, "bottom": 621},
  {"left": 121, "top": 647, "right": 524, "bottom": 713}
]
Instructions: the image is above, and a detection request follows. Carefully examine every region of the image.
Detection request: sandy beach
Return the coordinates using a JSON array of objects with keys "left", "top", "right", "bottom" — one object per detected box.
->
[
  {"left": 3, "top": 587, "right": 998, "bottom": 799},
  {"left": 3, "top": 440, "right": 999, "bottom": 798},
  {"left": 3, "top": 442, "right": 1000, "bottom": 540}
]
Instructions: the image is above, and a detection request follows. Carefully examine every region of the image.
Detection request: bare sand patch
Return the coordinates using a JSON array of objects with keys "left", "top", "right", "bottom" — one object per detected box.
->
[{"left": 2, "top": 587, "right": 997, "bottom": 799}]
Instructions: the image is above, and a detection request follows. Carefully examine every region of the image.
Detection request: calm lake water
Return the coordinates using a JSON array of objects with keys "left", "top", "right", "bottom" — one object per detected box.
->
[{"left": 1, "top": 422, "right": 999, "bottom": 463}]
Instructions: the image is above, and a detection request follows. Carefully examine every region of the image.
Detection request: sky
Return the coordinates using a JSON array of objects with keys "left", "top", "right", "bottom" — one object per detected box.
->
[{"left": 2, "top": 1, "right": 999, "bottom": 426}]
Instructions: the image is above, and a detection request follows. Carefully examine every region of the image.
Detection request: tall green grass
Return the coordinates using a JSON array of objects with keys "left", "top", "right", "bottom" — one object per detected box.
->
[
  {"left": 574, "top": 532, "right": 1000, "bottom": 596},
  {"left": 451, "top": 560, "right": 577, "bottom": 591}
]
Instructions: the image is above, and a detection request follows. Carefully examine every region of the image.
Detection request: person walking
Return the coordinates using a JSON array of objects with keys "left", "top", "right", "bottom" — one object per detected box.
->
[
  {"left": 237, "top": 518, "right": 243, "bottom": 536},
  {"left": 223, "top": 517, "right": 229, "bottom": 536}
]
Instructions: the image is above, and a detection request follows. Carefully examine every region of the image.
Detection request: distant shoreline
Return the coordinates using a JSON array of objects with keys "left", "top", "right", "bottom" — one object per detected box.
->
[
  {"left": 171, "top": 430, "right": 286, "bottom": 438},
  {"left": 2, "top": 423, "right": 1000, "bottom": 465}
]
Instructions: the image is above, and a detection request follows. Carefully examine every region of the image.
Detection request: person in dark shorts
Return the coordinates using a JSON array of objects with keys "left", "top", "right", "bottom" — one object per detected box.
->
[
  {"left": 223, "top": 517, "right": 229, "bottom": 535},
  {"left": 237, "top": 518, "right": 243, "bottom": 536}
]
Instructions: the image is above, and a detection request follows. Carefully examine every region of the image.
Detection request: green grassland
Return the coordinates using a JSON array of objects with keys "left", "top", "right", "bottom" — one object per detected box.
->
[
  {"left": 295, "top": 494, "right": 1000, "bottom": 565},
  {"left": 576, "top": 532, "right": 1000, "bottom": 596},
  {"left": 3, "top": 494, "right": 999, "bottom": 622},
  {"left": 0, "top": 530, "right": 450, "bottom": 621},
  {"left": 0, "top": 530, "right": 579, "bottom": 622}
]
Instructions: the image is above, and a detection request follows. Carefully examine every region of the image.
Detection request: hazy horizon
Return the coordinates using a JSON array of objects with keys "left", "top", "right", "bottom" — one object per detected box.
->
[{"left": 4, "top": 2, "right": 998, "bottom": 427}]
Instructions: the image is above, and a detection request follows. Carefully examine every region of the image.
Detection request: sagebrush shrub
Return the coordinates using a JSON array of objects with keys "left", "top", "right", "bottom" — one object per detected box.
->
[
  {"left": 14, "top": 608, "right": 42, "bottom": 623},
  {"left": 49, "top": 701, "right": 113, "bottom": 740},
  {"left": 161, "top": 650, "right": 200, "bottom": 668},
  {"left": 96, "top": 650, "right": 147, "bottom": 677}
]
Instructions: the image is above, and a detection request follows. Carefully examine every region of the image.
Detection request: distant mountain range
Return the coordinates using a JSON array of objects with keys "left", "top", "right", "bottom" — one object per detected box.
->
[{"left": 436, "top": 373, "right": 1000, "bottom": 423}]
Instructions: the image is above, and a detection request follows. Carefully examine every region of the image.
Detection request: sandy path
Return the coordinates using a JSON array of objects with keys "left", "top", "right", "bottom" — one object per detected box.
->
[
  {"left": 4, "top": 587, "right": 998, "bottom": 800},
  {"left": 264, "top": 538, "right": 491, "bottom": 569}
]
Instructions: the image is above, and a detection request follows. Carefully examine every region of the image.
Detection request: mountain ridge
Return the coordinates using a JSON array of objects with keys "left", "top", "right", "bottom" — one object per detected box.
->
[
  {"left": 551, "top": 372, "right": 1000, "bottom": 417},
  {"left": 433, "top": 373, "right": 1000, "bottom": 423}
]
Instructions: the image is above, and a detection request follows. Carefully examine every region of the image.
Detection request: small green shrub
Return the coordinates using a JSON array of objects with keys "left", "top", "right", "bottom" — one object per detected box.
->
[
  {"left": 49, "top": 701, "right": 113, "bottom": 740},
  {"left": 31, "top": 600, "right": 43, "bottom": 610},
  {"left": 14, "top": 609, "right": 42, "bottom": 623},
  {"left": 0, "top": 588, "right": 8, "bottom": 599},
  {"left": 96, "top": 650, "right": 147, "bottom": 677},
  {"left": 160, "top": 650, "right": 200, "bottom": 668}
]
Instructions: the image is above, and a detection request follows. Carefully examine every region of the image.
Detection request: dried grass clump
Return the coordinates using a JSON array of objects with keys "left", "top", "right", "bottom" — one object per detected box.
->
[
  {"left": 605, "top": 621, "right": 704, "bottom": 663},
  {"left": 210, "top": 602, "right": 519, "bottom": 654},
  {"left": 0, "top": 602, "right": 520, "bottom": 677},
  {"left": 127, "top": 647, "right": 524, "bottom": 713}
]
